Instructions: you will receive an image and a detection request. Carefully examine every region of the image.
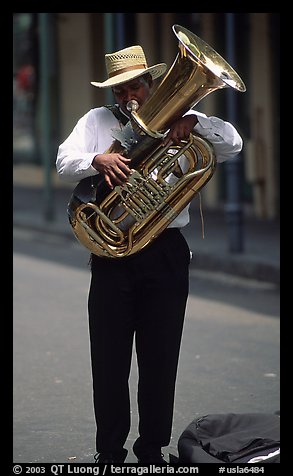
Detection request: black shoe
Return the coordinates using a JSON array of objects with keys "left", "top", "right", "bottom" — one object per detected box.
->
[
  {"left": 137, "top": 453, "right": 167, "bottom": 464},
  {"left": 94, "top": 449, "right": 127, "bottom": 463}
]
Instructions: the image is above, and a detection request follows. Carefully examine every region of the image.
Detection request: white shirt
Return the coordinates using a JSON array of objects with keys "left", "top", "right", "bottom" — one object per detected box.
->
[{"left": 56, "top": 106, "right": 243, "bottom": 228}]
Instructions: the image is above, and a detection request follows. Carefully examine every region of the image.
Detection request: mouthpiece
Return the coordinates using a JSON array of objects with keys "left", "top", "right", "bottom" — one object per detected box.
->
[{"left": 126, "top": 100, "right": 139, "bottom": 112}]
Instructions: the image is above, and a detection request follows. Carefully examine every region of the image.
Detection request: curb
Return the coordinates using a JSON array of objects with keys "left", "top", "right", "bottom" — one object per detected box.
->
[
  {"left": 191, "top": 251, "right": 280, "bottom": 285},
  {"left": 13, "top": 216, "right": 279, "bottom": 285}
]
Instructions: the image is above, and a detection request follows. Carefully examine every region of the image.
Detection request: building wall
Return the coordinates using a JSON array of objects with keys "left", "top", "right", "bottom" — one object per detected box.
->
[
  {"left": 54, "top": 13, "right": 280, "bottom": 219},
  {"left": 247, "top": 13, "right": 277, "bottom": 219},
  {"left": 57, "top": 13, "right": 94, "bottom": 140}
]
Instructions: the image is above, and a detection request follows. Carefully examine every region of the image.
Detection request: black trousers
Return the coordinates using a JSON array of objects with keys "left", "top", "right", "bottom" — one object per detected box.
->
[{"left": 88, "top": 228, "right": 190, "bottom": 456}]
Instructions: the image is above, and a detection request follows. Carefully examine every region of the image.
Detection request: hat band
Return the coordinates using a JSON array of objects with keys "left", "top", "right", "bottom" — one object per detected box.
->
[{"left": 108, "top": 63, "right": 146, "bottom": 78}]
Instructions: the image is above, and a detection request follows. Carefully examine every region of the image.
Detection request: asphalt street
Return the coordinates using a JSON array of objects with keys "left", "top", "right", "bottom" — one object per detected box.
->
[{"left": 13, "top": 226, "right": 280, "bottom": 464}]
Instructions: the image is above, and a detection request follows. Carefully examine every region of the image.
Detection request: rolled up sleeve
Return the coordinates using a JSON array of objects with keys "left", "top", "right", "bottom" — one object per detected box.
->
[
  {"left": 56, "top": 111, "right": 100, "bottom": 183},
  {"left": 194, "top": 112, "right": 243, "bottom": 163}
]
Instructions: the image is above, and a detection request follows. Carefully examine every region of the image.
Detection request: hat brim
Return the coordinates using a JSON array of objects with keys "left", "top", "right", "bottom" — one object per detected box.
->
[{"left": 91, "top": 63, "right": 167, "bottom": 88}]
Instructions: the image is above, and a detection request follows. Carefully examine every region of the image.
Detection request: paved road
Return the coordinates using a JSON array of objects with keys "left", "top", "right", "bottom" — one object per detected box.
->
[{"left": 13, "top": 227, "right": 280, "bottom": 463}]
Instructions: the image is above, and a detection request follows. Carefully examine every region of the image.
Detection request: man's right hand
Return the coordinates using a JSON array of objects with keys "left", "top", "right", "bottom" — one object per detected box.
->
[{"left": 92, "top": 153, "right": 132, "bottom": 189}]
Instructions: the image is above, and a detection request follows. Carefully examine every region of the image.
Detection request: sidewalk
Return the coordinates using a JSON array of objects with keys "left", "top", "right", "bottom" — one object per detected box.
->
[{"left": 13, "top": 164, "right": 280, "bottom": 285}]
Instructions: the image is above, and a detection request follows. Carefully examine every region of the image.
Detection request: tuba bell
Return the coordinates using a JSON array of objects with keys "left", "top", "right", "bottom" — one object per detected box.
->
[{"left": 67, "top": 24, "right": 246, "bottom": 258}]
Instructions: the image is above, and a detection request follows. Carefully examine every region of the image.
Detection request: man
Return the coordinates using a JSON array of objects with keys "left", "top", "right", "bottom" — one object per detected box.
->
[{"left": 56, "top": 44, "right": 243, "bottom": 464}]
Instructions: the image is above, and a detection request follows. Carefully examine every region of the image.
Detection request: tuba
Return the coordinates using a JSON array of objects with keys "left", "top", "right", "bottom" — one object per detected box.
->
[{"left": 67, "top": 25, "right": 246, "bottom": 258}]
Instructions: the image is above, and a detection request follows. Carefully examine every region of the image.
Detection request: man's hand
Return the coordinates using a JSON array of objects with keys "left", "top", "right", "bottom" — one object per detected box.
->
[
  {"left": 92, "top": 153, "right": 131, "bottom": 189},
  {"left": 163, "top": 114, "right": 198, "bottom": 146}
]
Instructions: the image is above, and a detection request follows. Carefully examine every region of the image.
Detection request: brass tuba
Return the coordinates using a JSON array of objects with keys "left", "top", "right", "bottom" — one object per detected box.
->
[{"left": 67, "top": 24, "right": 246, "bottom": 258}]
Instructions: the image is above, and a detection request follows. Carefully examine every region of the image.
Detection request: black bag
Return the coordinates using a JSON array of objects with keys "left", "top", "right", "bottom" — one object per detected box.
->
[{"left": 177, "top": 412, "right": 280, "bottom": 463}]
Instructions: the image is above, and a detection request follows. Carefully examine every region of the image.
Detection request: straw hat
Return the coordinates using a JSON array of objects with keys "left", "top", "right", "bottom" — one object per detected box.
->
[{"left": 91, "top": 45, "right": 167, "bottom": 88}]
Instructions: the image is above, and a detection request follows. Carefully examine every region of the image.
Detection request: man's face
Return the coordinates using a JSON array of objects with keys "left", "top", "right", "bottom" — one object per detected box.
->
[{"left": 112, "top": 76, "right": 152, "bottom": 115}]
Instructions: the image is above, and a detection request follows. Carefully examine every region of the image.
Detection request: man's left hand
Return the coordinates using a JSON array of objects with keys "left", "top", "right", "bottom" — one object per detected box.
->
[{"left": 163, "top": 114, "right": 198, "bottom": 146}]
